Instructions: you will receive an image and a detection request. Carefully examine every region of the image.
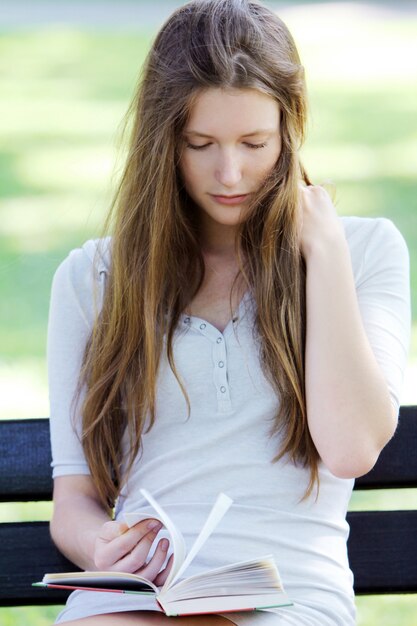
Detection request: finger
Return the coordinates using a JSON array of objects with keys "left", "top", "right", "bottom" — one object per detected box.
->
[
  {"left": 132, "top": 538, "right": 170, "bottom": 582},
  {"left": 118, "top": 532, "right": 168, "bottom": 576},
  {"left": 109, "top": 521, "right": 162, "bottom": 565},
  {"left": 154, "top": 552, "right": 174, "bottom": 587},
  {"left": 109, "top": 526, "right": 163, "bottom": 572},
  {"left": 99, "top": 519, "right": 162, "bottom": 566}
]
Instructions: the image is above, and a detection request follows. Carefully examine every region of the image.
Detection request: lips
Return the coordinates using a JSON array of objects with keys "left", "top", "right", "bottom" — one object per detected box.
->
[
  {"left": 210, "top": 194, "right": 249, "bottom": 205},
  {"left": 212, "top": 194, "right": 249, "bottom": 198}
]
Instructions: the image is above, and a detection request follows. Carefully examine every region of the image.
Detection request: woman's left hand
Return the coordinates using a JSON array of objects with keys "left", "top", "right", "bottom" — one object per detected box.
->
[{"left": 298, "top": 184, "right": 346, "bottom": 259}]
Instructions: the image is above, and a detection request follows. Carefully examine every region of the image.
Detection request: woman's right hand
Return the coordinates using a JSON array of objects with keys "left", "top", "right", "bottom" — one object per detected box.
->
[{"left": 94, "top": 518, "right": 173, "bottom": 585}]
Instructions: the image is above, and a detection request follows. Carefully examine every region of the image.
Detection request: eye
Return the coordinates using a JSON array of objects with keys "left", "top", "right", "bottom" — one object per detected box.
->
[
  {"left": 244, "top": 142, "right": 267, "bottom": 150},
  {"left": 186, "top": 142, "right": 268, "bottom": 150},
  {"left": 186, "top": 143, "right": 211, "bottom": 150}
]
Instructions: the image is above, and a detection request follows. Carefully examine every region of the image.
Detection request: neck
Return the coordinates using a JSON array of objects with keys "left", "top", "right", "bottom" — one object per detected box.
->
[{"left": 199, "top": 218, "right": 238, "bottom": 259}]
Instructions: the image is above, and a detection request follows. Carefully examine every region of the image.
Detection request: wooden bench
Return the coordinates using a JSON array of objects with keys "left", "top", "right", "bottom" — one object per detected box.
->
[{"left": 1, "top": 406, "right": 417, "bottom": 606}]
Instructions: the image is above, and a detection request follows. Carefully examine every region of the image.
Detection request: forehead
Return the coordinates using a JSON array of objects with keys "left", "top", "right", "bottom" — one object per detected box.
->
[{"left": 185, "top": 88, "right": 280, "bottom": 135}]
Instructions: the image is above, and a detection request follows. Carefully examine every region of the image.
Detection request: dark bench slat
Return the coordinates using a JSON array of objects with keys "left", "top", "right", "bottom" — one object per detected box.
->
[
  {"left": 0, "top": 522, "right": 78, "bottom": 606},
  {"left": 0, "top": 419, "right": 52, "bottom": 502},
  {"left": 347, "top": 510, "right": 417, "bottom": 594},
  {"left": 0, "top": 407, "right": 416, "bottom": 501},
  {"left": 355, "top": 405, "right": 417, "bottom": 489},
  {"left": 0, "top": 511, "right": 416, "bottom": 606}
]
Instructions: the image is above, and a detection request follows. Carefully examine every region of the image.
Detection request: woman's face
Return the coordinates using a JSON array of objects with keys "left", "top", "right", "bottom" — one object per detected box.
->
[{"left": 179, "top": 88, "right": 282, "bottom": 232}]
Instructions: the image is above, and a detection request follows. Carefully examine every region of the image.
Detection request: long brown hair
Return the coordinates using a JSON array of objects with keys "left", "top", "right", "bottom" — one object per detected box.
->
[{"left": 77, "top": 0, "right": 317, "bottom": 510}]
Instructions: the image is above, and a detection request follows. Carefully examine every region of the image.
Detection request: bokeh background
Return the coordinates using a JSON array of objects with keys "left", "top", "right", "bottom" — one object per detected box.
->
[{"left": 0, "top": 0, "right": 416, "bottom": 624}]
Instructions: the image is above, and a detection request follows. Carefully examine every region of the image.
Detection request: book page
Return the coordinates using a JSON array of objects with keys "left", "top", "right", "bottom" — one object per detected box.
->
[
  {"left": 39, "top": 571, "right": 159, "bottom": 594},
  {"left": 167, "top": 493, "right": 233, "bottom": 588},
  {"left": 124, "top": 489, "right": 187, "bottom": 590},
  {"left": 161, "top": 555, "right": 282, "bottom": 602},
  {"left": 158, "top": 591, "right": 292, "bottom": 616}
]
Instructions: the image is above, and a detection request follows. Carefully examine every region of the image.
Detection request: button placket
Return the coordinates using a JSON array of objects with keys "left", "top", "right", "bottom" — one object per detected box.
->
[
  {"left": 212, "top": 331, "right": 231, "bottom": 412},
  {"left": 180, "top": 314, "right": 233, "bottom": 413}
]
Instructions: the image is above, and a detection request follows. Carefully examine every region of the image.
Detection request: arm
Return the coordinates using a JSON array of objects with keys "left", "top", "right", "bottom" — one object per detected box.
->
[
  {"left": 50, "top": 475, "right": 172, "bottom": 583},
  {"left": 50, "top": 475, "right": 109, "bottom": 570},
  {"left": 299, "top": 186, "right": 410, "bottom": 478},
  {"left": 47, "top": 244, "right": 172, "bottom": 582}
]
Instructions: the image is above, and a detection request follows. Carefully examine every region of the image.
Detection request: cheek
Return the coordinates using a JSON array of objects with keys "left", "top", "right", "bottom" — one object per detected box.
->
[
  {"left": 256, "top": 144, "right": 281, "bottom": 179},
  {"left": 179, "top": 156, "right": 203, "bottom": 194},
  {"left": 252, "top": 156, "right": 277, "bottom": 181}
]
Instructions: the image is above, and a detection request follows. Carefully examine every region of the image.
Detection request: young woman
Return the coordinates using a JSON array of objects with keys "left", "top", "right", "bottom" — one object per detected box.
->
[{"left": 47, "top": 0, "right": 410, "bottom": 624}]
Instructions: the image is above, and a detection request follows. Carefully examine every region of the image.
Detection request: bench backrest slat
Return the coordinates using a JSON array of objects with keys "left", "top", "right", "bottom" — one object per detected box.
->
[
  {"left": 0, "top": 418, "right": 52, "bottom": 502},
  {"left": 0, "top": 522, "right": 77, "bottom": 606},
  {"left": 354, "top": 405, "right": 417, "bottom": 489},
  {"left": 1, "top": 408, "right": 417, "bottom": 501}
]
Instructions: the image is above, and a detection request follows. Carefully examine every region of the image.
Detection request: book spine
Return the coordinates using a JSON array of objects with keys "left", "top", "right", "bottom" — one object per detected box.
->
[
  {"left": 177, "top": 608, "right": 255, "bottom": 617},
  {"left": 42, "top": 584, "right": 126, "bottom": 594}
]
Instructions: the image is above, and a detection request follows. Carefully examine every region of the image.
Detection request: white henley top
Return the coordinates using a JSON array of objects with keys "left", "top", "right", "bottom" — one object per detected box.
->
[{"left": 48, "top": 216, "right": 410, "bottom": 626}]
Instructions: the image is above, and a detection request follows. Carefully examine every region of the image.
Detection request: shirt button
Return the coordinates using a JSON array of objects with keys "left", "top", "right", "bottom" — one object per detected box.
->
[
  {"left": 184, "top": 317, "right": 191, "bottom": 324},
  {"left": 199, "top": 323, "right": 206, "bottom": 330},
  {"left": 218, "top": 361, "right": 224, "bottom": 368},
  {"left": 216, "top": 337, "right": 222, "bottom": 344},
  {"left": 220, "top": 386, "right": 227, "bottom": 393}
]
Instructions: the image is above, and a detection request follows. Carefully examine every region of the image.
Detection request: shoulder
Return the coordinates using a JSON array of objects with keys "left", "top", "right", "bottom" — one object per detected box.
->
[
  {"left": 340, "top": 216, "right": 409, "bottom": 285},
  {"left": 60, "top": 236, "right": 112, "bottom": 277},
  {"left": 53, "top": 237, "right": 112, "bottom": 289},
  {"left": 341, "top": 215, "right": 407, "bottom": 247},
  {"left": 50, "top": 237, "right": 112, "bottom": 326}
]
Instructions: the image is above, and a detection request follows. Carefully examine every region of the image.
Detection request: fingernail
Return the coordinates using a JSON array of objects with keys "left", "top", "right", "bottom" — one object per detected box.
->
[
  {"left": 147, "top": 520, "right": 161, "bottom": 531},
  {"left": 161, "top": 538, "right": 169, "bottom": 551}
]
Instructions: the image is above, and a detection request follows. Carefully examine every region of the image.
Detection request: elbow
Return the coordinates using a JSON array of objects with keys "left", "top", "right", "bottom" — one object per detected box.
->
[
  {"left": 324, "top": 452, "right": 379, "bottom": 479},
  {"left": 321, "top": 405, "right": 398, "bottom": 480},
  {"left": 322, "top": 437, "right": 391, "bottom": 479}
]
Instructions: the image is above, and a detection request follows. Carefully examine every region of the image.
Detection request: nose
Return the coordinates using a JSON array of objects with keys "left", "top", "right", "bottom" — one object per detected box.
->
[{"left": 215, "top": 149, "right": 242, "bottom": 188}]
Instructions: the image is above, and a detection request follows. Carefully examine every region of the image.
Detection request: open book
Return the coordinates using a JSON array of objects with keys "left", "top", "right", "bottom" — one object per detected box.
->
[{"left": 34, "top": 489, "right": 292, "bottom": 616}]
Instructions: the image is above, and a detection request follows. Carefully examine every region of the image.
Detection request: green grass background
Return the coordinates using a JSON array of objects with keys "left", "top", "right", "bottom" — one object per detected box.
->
[{"left": 0, "top": 1, "right": 416, "bottom": 624}]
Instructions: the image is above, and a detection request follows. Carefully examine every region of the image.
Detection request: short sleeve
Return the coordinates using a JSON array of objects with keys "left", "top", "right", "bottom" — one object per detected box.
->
[
  {"left": 47, "top": 238, "right": 110, "bottom": 478},
  {"left": 346, "top": 218, "right": 411, "bottom": 414}
]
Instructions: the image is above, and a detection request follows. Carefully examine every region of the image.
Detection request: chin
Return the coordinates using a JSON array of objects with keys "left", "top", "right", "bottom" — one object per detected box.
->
[{"left": 208, "top": 207, "right": 246, "bottom": 227}]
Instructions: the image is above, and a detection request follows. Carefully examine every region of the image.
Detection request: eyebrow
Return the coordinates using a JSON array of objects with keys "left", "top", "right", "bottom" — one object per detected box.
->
[{"left": 184, "top": 128, "right": 277, "bottom": 139}]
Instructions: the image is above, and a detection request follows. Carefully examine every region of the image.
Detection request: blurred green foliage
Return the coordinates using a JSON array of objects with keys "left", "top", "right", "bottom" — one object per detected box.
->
[{"left": 0, "top": 2, "right": 416, "bottom": 624}]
